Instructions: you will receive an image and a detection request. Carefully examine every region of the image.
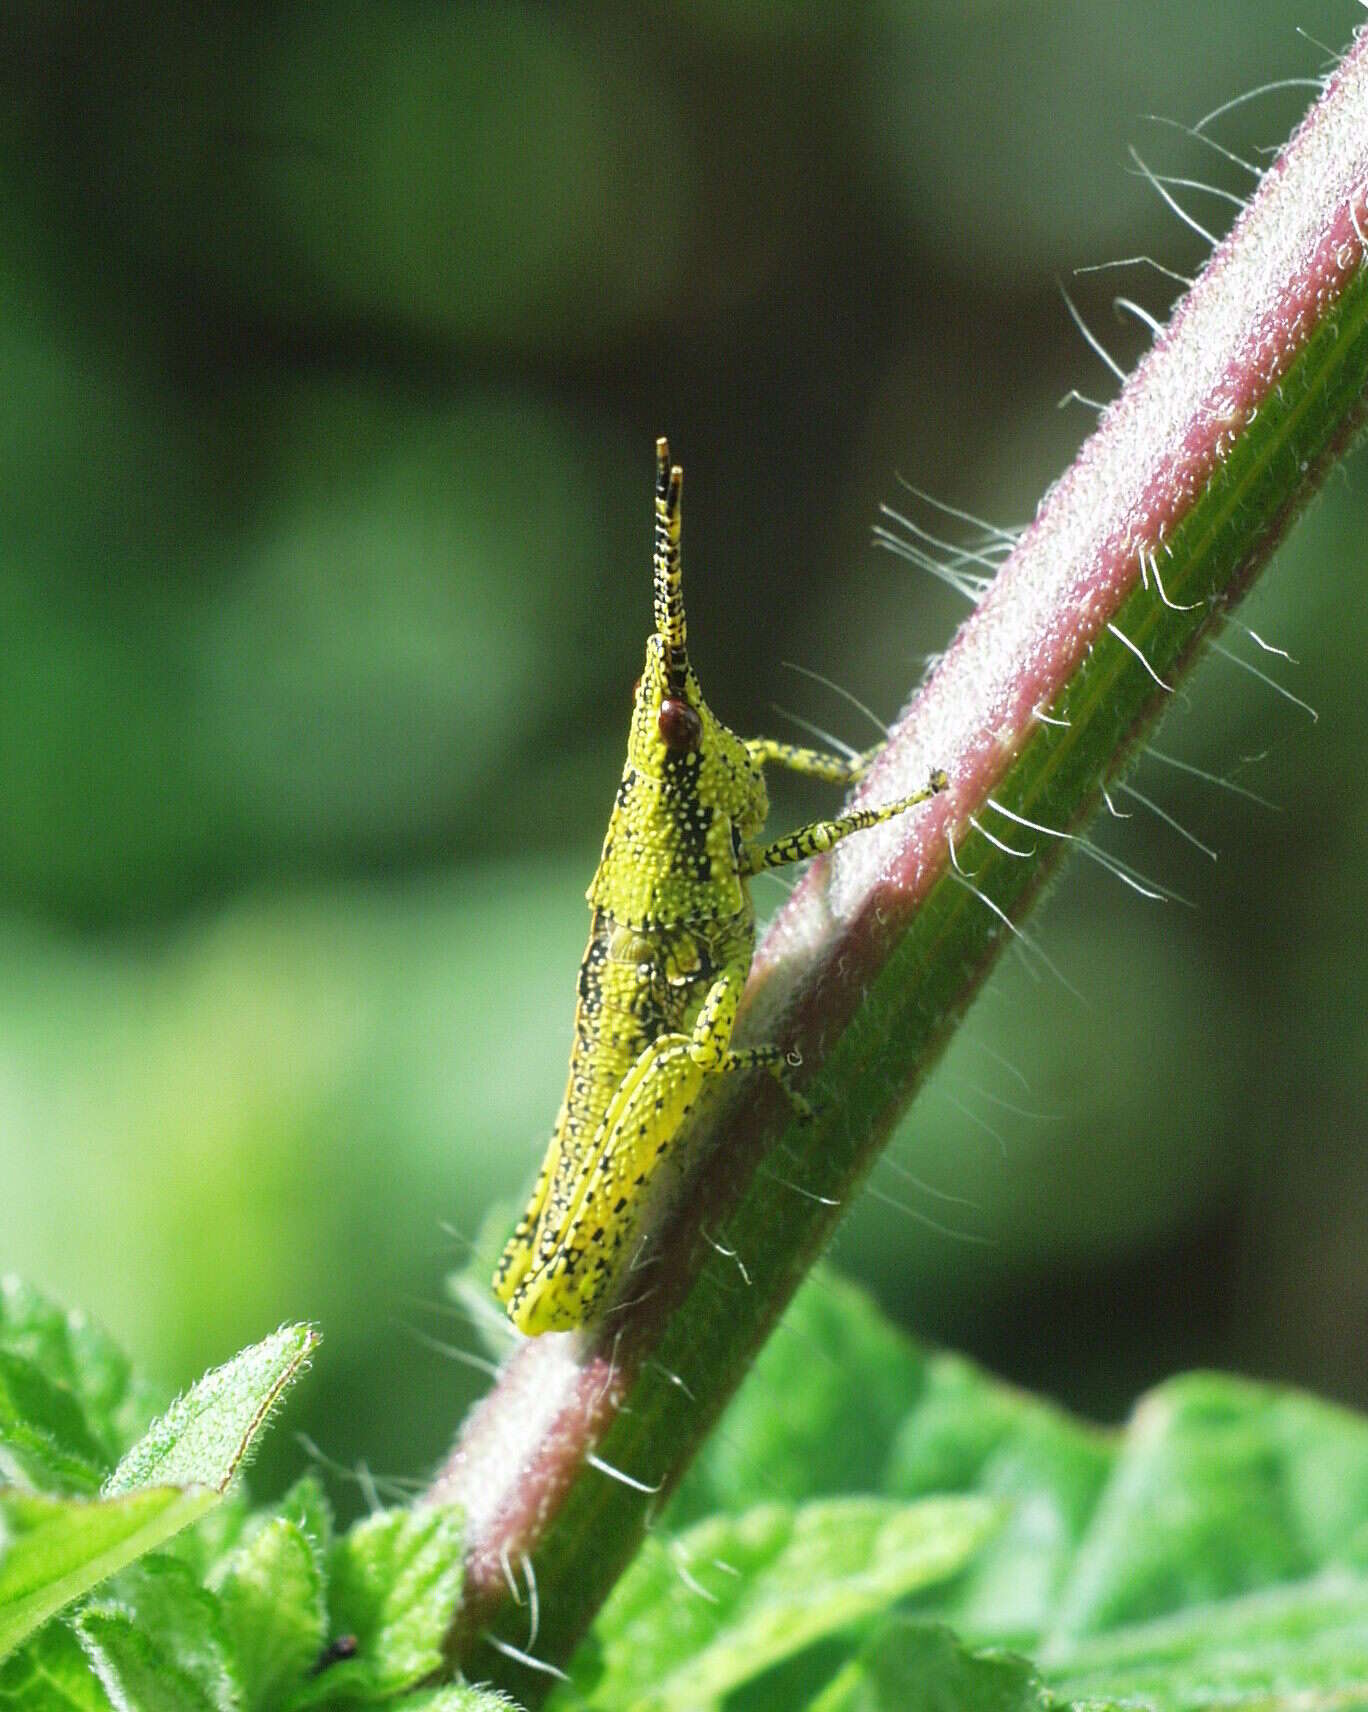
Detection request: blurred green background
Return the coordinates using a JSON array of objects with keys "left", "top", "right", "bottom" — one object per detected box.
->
[{"left": 1, "top": 3, "right": 1364, "bottom": 1506}]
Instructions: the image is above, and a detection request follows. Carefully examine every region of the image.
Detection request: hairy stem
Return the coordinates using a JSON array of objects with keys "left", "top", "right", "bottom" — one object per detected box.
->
[{"left": 431, "top": 29, "right": 1368, "bottom": 1704}]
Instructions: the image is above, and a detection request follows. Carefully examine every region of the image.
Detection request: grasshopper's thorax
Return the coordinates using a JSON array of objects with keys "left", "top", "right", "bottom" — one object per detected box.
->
[{"left": 586, "top": 440, "right": 767, "bottom": 931}]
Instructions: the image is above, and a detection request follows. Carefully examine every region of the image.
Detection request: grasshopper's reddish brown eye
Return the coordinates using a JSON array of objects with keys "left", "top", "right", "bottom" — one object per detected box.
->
[
  {"left": 632, "top": 676, "right": 642, "bottom": 700},
  {"left": 658, "top": 697, "right": 702, "bottom": 751}
]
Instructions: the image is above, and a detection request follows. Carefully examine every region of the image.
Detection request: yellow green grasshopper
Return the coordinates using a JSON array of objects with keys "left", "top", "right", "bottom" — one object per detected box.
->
[{"left": 494, "top": 438, "right": 947, "bottom": 1335}]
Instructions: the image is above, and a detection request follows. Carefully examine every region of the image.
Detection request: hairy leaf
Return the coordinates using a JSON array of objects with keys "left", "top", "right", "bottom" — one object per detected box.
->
[
  {"left": 294, "top": 1505, "right": 465, "bottom": 1705},
  {"left": 566, "top": 1496, "right": 997, "bottom": 1712},
  {"left": 0, "top": 1490, "right": 216, "bottom": 1663},
  {"left": 105, "top": 1325, "right": 317, "bottom": 1499}
]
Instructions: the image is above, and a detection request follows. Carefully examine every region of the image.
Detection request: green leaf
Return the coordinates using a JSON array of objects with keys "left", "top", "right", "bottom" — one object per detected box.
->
[
  {"left": 189, "top": 1474, "right": 334, "bottom": 1697},
  {"left": 294, "top": 1505, "right": 465, "bottom": 1704},
  {"left": 0, "top": 1621, "right": 114, "bottom": 1710},
  {"left": 885, "top": 1352, "right": 1114, "bottom": 1649},
  {"left": 170, "top": 1475, "right": 328, "bottom": 1598},
  {"left": 0, "top": 1325, "right": 317, "bottom": 1662},
  {"left": 670, "top": 1271, "right": 930, "bottom": 1526},
  {"left": 0, "top": 1353, "right": 107, "bottom": 1495},
  {"left": 157, "top": 1493, "right": 252, "bottom": 1587},
  {"left": 105, "top": 1324, "right": 317, "bottom": 1497},
  {"left": 568, "top": 1496, "right": 998, "bottom": 1712},
  {"left": 75, "top": 1612, "right": 223, "bottom": 1712},
  {"left": 683, "top": 1265, "right": 1111, "bottom": 1648},
  {"left": 213, "top": 1517, "right": 325, "bottom": 1711},
  {"left": 871, "top": 1309, "right": 1368, "bottom": 1707},
  {"left": 275, "top": 1476, "right": 334, "bottom": 1565},
  {"left": 0, "top": 1488, "right": 216, "bottom": 1663},
  {"left": 565, "top": 1274, "right": 1368, "bottom": 1709},
  {"left": 1041, "top": 1374, "right": 1368, "bottom": 1646},
  {"left": 1041, "top": 1572, "right": 1368, "bottom": 1709},
  {"left": 808, "top": 1620, "right": 1101, "bottom": 1712},
  {"left": 0, "top": 1280, "right": 150, "bottom": 1469},
  {"left": 75, "top": 1556, "right": 239, "bottom": 1712}
]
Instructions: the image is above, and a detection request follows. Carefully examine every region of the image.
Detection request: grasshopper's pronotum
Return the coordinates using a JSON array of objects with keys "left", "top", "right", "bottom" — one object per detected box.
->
[{"left": 494, "top": 439, "right": 946, "bottom": 1334}]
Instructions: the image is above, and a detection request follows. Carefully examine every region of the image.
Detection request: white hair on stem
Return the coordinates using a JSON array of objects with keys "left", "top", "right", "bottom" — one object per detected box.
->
[
  {"left": 1118, "top": 783, "right": 1219, "bottom": 862},
  {"left": 1193, "top": 76, "right": 1326, "bottom": 134},
  {"left": 1059, "top": 284, "right": 1128, "bottom": 382},
  {"left": 1211, "top": 640, "right": 1318, "bottom": 720},
  {"left": 1128, "top": 147, "right": 1220, "bottom": 246},
  {"left": 1142, "top": 111, "right": 1262, "bottom": 180}
]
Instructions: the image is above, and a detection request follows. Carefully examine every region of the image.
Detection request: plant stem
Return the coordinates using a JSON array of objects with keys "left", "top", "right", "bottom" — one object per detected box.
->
[{"left": 430, "top": 29, "right": 1368, "bottom": 1704}]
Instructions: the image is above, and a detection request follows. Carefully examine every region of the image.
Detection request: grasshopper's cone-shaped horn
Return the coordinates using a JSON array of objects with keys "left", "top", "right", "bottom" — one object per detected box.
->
[{"left": 653, "top": 436, "right": 688, "bottom": 687}]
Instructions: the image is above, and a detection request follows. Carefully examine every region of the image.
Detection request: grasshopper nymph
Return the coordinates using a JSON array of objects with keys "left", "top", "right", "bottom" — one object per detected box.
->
[{"left": 494, "top": 438, "right": 947, "bottom": 1334}]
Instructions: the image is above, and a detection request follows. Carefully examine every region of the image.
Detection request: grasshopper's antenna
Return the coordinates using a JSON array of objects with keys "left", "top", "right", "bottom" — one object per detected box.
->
[{"left": 654, "top": 436, "right": 688, "bottom": 688}]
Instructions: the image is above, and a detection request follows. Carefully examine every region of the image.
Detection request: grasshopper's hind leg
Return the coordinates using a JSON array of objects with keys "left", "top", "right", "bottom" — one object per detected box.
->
[
  {"left": 492, "top": 1135, "right": 561, "bottom": 1306},
  {"left": 507, "top": 1038, "right": 703, "bottom": 1334},
  {"left": 506, "top": 967, "right": 809, "bottom": 1333}
]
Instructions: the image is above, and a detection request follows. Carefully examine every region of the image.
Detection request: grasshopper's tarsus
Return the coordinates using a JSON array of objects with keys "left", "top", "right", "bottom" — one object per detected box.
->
[{"left": 493, "top": 440, "right": 944, "bottom": 1335}]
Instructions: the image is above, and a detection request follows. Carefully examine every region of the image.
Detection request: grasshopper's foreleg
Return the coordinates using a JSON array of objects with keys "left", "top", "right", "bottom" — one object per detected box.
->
[
  {"left": 741, "top": 768, "right": 948, "bottom": 875},
  {"left": 506, "top": 966, "right": 809, "bottom": 1334},
  {"left": 745, "top": 737, "right": 882, "bottom": 785}
]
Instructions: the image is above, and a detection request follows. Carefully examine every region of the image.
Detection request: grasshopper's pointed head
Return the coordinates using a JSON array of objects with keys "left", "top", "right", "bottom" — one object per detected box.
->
[
  {"left": 587, "top": 439, "right": 769, "bottom": 928},
  {"left": 627, "top": 437, "right": 721, "bottom": 762},
  {"left": 627, "top": 438, "right": 712, "bottom": 766}
]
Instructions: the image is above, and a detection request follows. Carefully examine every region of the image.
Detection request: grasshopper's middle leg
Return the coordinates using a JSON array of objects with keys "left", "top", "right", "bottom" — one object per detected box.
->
[
  {"left": 506, "top": 966, "right": 808, "bottom": 1333},
  {"left": 682, "top": 962, "right": 811, "bottom": 1116}
]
